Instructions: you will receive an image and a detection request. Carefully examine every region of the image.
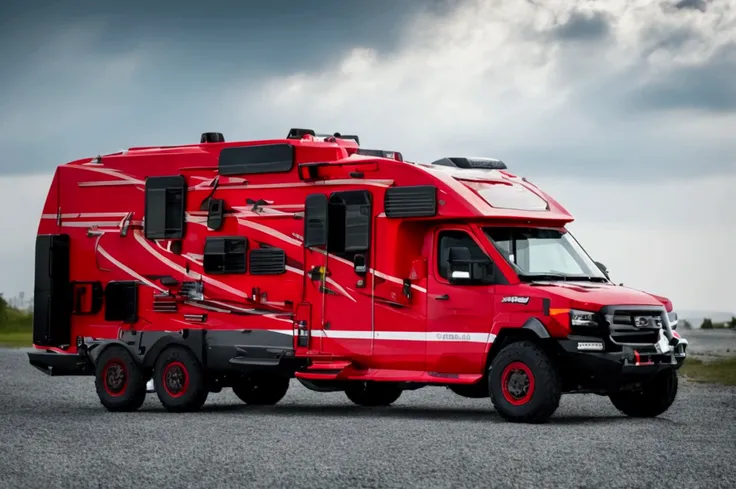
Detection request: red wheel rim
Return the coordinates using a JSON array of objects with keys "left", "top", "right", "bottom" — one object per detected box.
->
[
  {"left": 162, "top": 361, "right": 189, "bottom": 398},
  {"left": 501, "top": 361, "right": 535, "bottom": 406},
  {"left": 103, "top": 360, "right": 128, "bottom": 397}
]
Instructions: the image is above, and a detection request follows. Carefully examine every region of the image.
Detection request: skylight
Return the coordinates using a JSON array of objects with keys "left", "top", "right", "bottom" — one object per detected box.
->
[{"left": 462, "top": 180, "right": 549, "bottom": 211}]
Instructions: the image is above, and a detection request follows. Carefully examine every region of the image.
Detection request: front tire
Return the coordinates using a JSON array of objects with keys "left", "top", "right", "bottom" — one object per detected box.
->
[
  {"left": 609, "top": 369, "right": 678, "bottom": 418},
  {"left": 95, "top": 345, "right": 147, "bottom": 412},
  {"left": 488, "top": 340, "right": 562, "bottom": 423},
  {"left": 153, "top": 345, "right": 209, "bottom": 412},
  {"left": 345, "top": 381, "right": 402, "bottom": 406}
]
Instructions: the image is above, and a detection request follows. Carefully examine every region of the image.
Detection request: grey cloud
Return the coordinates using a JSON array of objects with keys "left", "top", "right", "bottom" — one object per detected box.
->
[
  {"left": 627, "top": 44, "right": 736, "bottom": 113},
  {"left": 639, "top": 24, "right": 701, "bottom": 58},
  {"left": 0, "top": 0, "right": 437, "bottom": 176},
  {"left": 547, "top": 11, "right": 611, "bottom": 42},
  {"left": 674, "top": 0, "right": 709, "bottom": 12}
]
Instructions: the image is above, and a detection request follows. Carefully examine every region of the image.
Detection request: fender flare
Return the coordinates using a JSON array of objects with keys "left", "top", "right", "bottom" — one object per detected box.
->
[
  {"left": 521, "top": 317, "right": 551, "bottom": 339},
  {"left": 485, "top": 318, "right": 553, "bottom": 370},
  {"left": 141, "top": 334, "right": 201, "bottom": 370},
  {"left": 86, "top": 339, "right": 135, "bottom": 368}
]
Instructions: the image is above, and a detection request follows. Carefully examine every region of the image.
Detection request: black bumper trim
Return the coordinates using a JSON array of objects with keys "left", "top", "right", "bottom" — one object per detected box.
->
[
  {"left": 557, "top": 337, "right": 686, "bottom": 384},
  {"left": 27, "top": 351, "right": 94, "bottom": 376}
]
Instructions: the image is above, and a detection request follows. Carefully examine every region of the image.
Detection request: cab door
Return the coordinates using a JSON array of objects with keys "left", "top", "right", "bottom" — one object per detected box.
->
[{"left": 426, "top": 226, "right": 496, "bottom": 374}]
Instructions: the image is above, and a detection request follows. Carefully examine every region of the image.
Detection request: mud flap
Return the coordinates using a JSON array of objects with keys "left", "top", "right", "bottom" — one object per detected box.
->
[{"left": 32, "top": 234, "right": 72, "bottom": 347}]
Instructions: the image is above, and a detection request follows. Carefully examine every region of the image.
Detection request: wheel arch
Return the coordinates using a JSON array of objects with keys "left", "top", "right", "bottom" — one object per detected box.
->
[
  {"left": 87, "top": 339, "right": 137, "bottom": 368},
  {"left": 141, "top": 334, "right": 203, "bottom": 370},
  {"left": 485, "top": 318, "right": 562, "bottom": 372}
]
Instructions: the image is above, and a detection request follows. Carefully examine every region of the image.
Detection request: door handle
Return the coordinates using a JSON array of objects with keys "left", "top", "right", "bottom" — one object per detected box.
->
[{"left": 434, "top": 294, "right": 449, "bottom": 300}]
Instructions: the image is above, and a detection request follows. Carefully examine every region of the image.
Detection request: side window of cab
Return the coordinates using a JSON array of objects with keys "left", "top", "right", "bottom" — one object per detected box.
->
[{"left": 437, "top": 230, "right": 496, "bottom": 283}]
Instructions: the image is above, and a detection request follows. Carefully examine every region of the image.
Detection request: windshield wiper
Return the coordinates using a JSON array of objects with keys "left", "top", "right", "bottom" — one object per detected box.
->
[
  {"left": 569, "top": 276, "right": 609, "bottom": 283},
  {"left": 519, "top": 273, "right": 569, "bottom": 282},
  {"left": 520, "top": 273, "right": 609, "bottom": 284}
]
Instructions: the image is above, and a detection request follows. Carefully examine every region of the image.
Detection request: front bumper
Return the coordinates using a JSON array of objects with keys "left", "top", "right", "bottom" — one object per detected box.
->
[{"left": 557, "top": 333, "right": 688, "bottom": 390}]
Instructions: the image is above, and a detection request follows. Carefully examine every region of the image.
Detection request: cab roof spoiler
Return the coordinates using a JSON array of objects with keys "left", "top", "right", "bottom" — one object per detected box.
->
[{"left": 431, "top": 157, "right": 507, "bottom": 170}]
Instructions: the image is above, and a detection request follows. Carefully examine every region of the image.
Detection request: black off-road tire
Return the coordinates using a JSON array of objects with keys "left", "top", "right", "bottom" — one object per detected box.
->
[
  {"left": 232, "top": 374, "right": 290, "bottom": 405},
  {"left": 95, "top": 345, "right": 147, "bottom": 412},
  {"left": 345, "top": 381, "right": 402, "bottom": 406},
  {"left": 488, "top": 340, "right": 562, "bottom": 423},
  {"left": 153, "top": 345, "right": 209, "bottom": 412},
  {"left": 609, "top": 369, "right": 678, "bottom": 418}
]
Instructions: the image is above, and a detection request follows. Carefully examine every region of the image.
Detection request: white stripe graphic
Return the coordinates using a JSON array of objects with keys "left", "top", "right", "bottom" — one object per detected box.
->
[
  {"left": 216, "top": 179, "right": 394, "bottom": 191},
  {"left": 133, "top": 230, "right": 249, "bottom": 299},
  {"left": 309, "top": 330, "right": 496, "bottom": 343},
  {"left": 97, "top": 246, "right": 166, "bottom": 292},
  {"left": 207, "top": 300, "right": 294, "bottom": 323},
  {"left": 68, "top": 164, "right": 145, "bottom": 185}
]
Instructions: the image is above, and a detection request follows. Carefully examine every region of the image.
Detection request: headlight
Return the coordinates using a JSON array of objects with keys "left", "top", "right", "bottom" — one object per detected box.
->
[{"left": 570, "top": 309, "right": 599, "bottom": 328}]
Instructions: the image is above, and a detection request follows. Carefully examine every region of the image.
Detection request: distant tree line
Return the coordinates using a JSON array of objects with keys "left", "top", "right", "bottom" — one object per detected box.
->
[{"left": 699, "top": 317, "right": 736, "bottom": 330}]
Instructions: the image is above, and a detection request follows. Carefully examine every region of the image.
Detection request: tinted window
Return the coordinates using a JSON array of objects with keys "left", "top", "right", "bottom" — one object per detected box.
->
[{"left": 437, "top": 230, "right": 489, "bottom": 280}]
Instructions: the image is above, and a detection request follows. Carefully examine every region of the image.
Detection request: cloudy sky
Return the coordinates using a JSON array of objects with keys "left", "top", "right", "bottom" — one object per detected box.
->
[{"left": 1, "top": 0, "right": 734, "bottom": 312}]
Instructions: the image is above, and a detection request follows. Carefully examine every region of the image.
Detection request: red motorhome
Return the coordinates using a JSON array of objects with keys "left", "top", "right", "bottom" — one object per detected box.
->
[{"left": 28, "top": 128, "right": 688, "bottom": 423}]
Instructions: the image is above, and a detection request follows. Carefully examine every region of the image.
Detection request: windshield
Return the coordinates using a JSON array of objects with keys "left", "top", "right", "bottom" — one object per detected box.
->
[{"left": 483, "top": 226, "right": 609, "bottom": 282}]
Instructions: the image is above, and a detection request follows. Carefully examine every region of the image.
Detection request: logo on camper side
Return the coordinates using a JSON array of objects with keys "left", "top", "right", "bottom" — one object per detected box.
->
[
  {"left": 501, "top": 296, "right": 530, "bottom": 304},
  {"left": 436, "top": 333, "right": 471, "bottom": 341}
]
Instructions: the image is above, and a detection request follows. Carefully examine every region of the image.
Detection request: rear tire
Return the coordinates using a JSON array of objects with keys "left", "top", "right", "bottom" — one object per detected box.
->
[
  {"left": 345, "top": 381, "right": 402, "bottom": 406},
  {"left": 232, "top": 374, "right": 290, "bottom": 405},
  {"left": 609, "top": 369, "right": 678, "bottom": 418},
  {"left": 488, "top": 340, "right": 562, "bottom": 423},
  {"left": 153, "top": 345, "right": 209, "bottom": 412},
  {"left": 95, "top": 345, "right": 147, "bottom": 412}
]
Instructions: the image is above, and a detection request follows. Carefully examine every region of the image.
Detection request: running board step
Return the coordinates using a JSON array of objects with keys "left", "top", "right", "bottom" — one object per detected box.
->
[
  {"left": 229, "top": 356, "right": 282, "bottom": 367},
  {"left": 229, "top": 346, "right": 292, "bottom": 367},
  {"left": 295, "top": 360, "right": 353, "bottom": 380}
]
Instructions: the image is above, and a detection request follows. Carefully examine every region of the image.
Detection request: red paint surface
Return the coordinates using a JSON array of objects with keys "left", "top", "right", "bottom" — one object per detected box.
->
[{"left": 34, "top": 133, "right": 672, "bottom": 381}]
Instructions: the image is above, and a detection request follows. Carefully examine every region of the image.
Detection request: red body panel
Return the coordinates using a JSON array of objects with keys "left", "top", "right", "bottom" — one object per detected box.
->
[{"left": 33, "top": 134, "right": 672, "bottom": 382}]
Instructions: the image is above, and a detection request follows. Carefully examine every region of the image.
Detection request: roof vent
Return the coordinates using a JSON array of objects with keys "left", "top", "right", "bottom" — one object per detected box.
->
[
  {"left": 286, "top": 128, "right": 360, "bottom": 145},
  {"left": 431, "top": 157, "right": 507, "bottom": 170},
  {"left": 356, "top": 148, "right": 403, "bottom": 161},
  {"left": 333, "top": 132, "right": 360, "bottom": 145},
  {"left": 287, "top": 128, "right": 316, "bottom": 139},
  {"left": 201, "top": 132, "right": 225, "bottom": 143}
]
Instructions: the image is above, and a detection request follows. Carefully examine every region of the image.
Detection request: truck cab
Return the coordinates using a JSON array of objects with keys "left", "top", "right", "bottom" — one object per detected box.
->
[{"left": 27, "top": 130, "right": 688, "bottom": 423}]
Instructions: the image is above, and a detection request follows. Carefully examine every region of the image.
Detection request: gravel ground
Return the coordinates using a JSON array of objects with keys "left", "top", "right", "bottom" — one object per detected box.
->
[{"left": 1, "top": 348, "right": 735, "bottom": 489}]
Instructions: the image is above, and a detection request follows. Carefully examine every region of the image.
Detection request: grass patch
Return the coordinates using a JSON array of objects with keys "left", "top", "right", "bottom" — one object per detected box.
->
[
  {"left": 0, "top": 330, "right": 33, "bottom": 348},
  {"left": 679, "top": 356, "right": 736, "bottom": 386},
  {"left": 0, "top": 296, "right": 33, "bottom": 348}
]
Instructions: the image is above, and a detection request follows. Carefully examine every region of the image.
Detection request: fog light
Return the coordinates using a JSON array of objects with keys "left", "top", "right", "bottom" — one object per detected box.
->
[{"left": 577, "top": 342, "right": 604, "bottom": 351}]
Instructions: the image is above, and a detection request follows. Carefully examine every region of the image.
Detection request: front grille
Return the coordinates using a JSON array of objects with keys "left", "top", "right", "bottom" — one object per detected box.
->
[{"left": 602, "top": 306, "right": 665, "bottom": 346}]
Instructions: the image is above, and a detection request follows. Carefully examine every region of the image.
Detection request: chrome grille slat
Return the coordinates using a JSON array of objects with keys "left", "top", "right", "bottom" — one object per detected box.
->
[{"left": 603, "top": 307, "right": 665, "bottom": 346}]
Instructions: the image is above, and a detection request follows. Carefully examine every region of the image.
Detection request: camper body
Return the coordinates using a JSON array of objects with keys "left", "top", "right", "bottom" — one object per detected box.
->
[{"left": 28, "top": 129, "right": 688, "bottom": 423}]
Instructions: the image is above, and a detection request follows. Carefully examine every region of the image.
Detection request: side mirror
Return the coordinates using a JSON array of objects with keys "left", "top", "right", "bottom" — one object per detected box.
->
[
  {"left": 447, "top": 246, "right": 493, "bottom": 284},
  {"left": 594, "top": 261, "right": 609, "bottom": 276}
]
